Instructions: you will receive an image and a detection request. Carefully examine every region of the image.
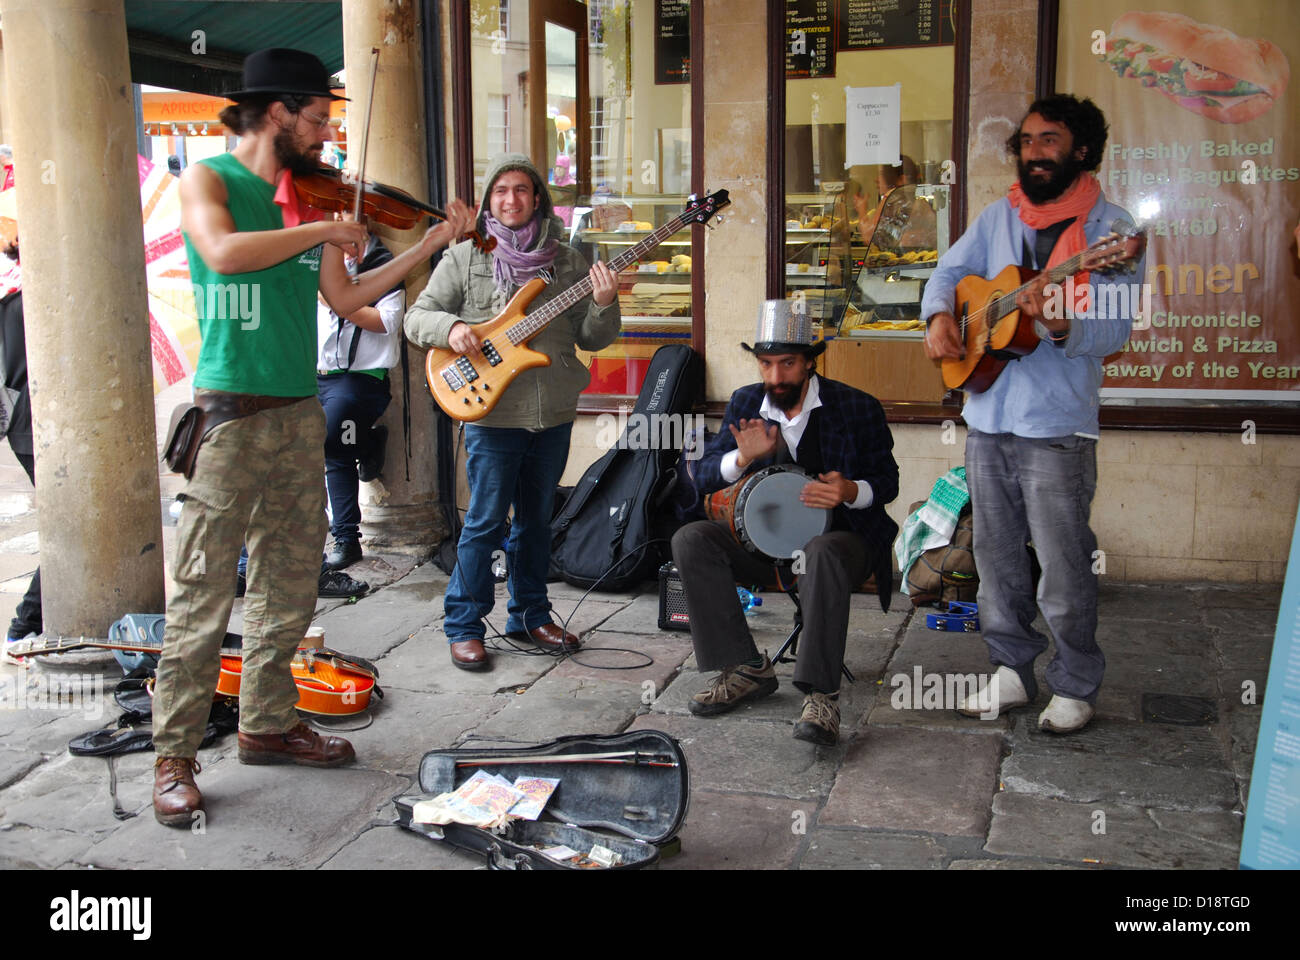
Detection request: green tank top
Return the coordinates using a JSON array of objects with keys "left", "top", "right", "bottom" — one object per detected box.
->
[{"left": 184, "top": 153, "right": 322, "bottom": 397}]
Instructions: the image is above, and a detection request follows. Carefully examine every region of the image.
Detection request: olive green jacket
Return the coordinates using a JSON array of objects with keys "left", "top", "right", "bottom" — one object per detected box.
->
[{"left": 403, "top": 153, "right": 621, "bottom": 429}]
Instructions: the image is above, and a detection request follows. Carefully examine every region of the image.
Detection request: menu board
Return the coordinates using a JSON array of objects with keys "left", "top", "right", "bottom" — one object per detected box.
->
[
  {"left": 838, "top": 0, "right": 955, "bottom": 50},
  {"left": 655, "top": 0, "right": 691, "bottom": 85},
  {"left": 1057, "top": 0, "right": 1300, "bottom": 400},
  {"left": 786, "top": 0, "right": 837, "bottom": 79}
]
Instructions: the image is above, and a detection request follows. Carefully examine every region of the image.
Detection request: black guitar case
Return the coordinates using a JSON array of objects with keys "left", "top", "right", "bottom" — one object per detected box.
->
[
  {"left": 549, "top": 344, "right": 704, "bottom": 591},
  {"left": 395, "top": 730, "right": 688, "bottom": 870}
]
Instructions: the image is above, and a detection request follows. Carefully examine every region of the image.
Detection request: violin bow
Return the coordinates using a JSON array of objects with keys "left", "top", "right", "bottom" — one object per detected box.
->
[{"left": 347, "top": 46, "right": 381, "bottom": 284}]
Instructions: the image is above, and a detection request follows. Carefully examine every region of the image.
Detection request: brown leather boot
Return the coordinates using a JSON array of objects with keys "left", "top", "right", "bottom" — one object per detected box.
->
[
  {"left": 237, "top": 722, "right": 356, "bottom": 767},
  {"left": 153, "top": 756, "right": 203, "bottom": 828}
]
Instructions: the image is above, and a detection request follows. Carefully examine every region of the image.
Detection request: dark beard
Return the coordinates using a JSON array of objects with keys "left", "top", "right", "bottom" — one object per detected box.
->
[
  {"left": 766, "top": 381, "right": 803, "bottom": 412},
  {"left": 1017, "top": 154, "right": 1083, "bottom": 205},
  {"left": 273, "top": 127, "right": 322, "bottom": 177}
]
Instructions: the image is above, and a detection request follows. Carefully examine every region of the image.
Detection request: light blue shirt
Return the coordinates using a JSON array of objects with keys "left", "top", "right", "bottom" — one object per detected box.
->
[{"left": 920, "top": 187, "right": 1145, "bottom": 438}]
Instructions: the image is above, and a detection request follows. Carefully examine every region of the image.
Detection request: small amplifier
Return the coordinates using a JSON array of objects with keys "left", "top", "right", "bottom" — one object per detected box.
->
[{"left": 658, "top": 562, "right": 691, "bottom": 631}]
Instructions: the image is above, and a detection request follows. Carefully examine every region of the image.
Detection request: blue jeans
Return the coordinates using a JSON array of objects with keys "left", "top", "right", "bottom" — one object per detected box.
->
[
  {"left": 319, "top": 372, "right": 392, "bottom": 543},
  {"left": 965, "top": 429, "right": 1103, "bottom": 702},
  {"left": 444, "top": 422, "right": 573, "bottom": 643}
]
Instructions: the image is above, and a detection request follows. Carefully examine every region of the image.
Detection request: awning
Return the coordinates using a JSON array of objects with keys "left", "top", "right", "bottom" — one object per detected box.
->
[{"left": 125, "top": 0, "right": 343, "bottom": 96}]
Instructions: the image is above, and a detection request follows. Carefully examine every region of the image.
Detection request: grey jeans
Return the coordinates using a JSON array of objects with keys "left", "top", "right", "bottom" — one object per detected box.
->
[{"left": 965, "top": 429, "right": 1103, "bottom": 702}]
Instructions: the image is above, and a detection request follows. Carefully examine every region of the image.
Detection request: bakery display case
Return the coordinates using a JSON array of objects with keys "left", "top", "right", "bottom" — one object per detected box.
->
[
  {"left": 574, "top": 196, "right": 694, "bottom": 395},
  {"left": 824, "top": 183, "right": 952, "bottom": 402}
]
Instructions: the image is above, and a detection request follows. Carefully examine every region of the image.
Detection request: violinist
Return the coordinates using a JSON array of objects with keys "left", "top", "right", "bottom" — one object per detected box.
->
[{"left": 152, "top": 47, "right": 472, "bottom": 828}]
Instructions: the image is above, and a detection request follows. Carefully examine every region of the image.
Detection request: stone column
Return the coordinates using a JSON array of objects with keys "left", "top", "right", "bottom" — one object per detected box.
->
[
  {"left": 702, "top": 0, "right": 772, "bottom": 399},
  {"left": 0, "top": 0, "right": 165, "bottom": 635},
  {"left": 342, "top": 0, "right": 447, "bottom": 554}
]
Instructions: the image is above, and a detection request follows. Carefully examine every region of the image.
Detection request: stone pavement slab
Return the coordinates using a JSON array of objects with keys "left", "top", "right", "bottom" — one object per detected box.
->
[
  {"left": 550, "top": 628, "right": 695, "bottom": 694},
  {"left": 1096, "top": 583, "right": 1205, "bottom": 624},
  {"left": 374, "top": 626, "right": 558, "bottom": 696},
  {"left": 0, "top": 823, "right": 97, "bottom": 869},
  {"left": 999, "top": 750, "right": 1238, "bottom": 812},
  {"left": 84, "top": 765, "right": 406, "bottom": 869},
  {"left": 341, "top": 691, "right": 509, "bottom": 772},
  {"left": 662, "top": 790, "right": 805, "bottom": 870},
  {"left": 1006, "top": 714, "right": 1227, "bottom": 768},
  {"left": 472, "top": 675, "right": 640, "bottom": 741},
  {"left": 628, "top": 713, "right": 844, "bottom": 800},
  {"left": 985, "top": 792, "right": 1242, "bottom": 869},
  {"left": 820, "top": 726, "right": 1002, "bottom": 836},
  {"left": 800, "top": 828, "right": 949, "bottom": 869},
  {"left": 310, "top": 590, "right": 443, "bottom": 662},
  {"left": 321, "top": 822, "right": 482, "bottom": 870}
]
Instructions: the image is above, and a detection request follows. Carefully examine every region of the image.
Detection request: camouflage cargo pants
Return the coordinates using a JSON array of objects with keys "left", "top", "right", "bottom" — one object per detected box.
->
[{"left": 152, "top": 397, "right": 328, "bottom": 759}]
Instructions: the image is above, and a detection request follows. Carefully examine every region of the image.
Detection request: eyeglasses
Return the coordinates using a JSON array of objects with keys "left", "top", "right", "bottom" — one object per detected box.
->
[{"left": 299, "top": 110, "right": 332, "bottom": 131}]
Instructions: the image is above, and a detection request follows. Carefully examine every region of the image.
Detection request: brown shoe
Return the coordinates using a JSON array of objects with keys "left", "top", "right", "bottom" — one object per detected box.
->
[
  {"left": 793, "top": 691, "right": 841, "bottom": 745},
  {"left": 508, "top": 623, "right": 580, "bottom": 652},
  {"left": 237, "top": 722, "right": 356, "bottom": 767},
  {"left": 449, "top": 637, "right": 490, "bottom": 671},
  {"left": 153, "top": 756, "right": 203, "bottom": 827}
]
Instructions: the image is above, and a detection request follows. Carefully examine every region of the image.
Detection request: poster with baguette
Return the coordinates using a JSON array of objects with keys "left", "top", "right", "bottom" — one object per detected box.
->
[{"left": 1056, "top": 0, "right": 1299, "bottom": 399}]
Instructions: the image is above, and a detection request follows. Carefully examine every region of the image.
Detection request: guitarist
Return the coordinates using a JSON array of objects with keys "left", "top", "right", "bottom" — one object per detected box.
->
[
  {"left": 922, "top": 95, "right": 1144, "bottom": 734},
  {"left": 405, "top": 154, "right": 619, "bottom": 670}
]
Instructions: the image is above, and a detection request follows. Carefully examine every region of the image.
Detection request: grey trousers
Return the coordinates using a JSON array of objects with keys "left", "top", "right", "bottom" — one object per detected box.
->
[
  {"left": 965, "top": 429, "right": 1103, "bottom": 702},
  {"left": 671, "top": 521, "right": 867, "bottom": 694}
]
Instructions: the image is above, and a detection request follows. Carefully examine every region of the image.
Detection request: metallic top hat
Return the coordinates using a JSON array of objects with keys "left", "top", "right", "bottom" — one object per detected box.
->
[
  {"left": 741, "top": 299, "right": 826, "bottom": 357},
  {"left": 227, "top": 48, "right": 347, "bottom": 102}
]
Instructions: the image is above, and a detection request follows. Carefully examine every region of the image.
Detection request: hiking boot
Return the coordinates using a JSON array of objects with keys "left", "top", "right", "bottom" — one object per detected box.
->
[
  {"left": 153, "top": 756, "right": 203, "bottom": 827},
  {"left": 689, "top": 655, "right": 777, "bottom": 717},
  {"left": 319, "top": 569, "right": 368, "bottom": 598},
  {"left": 793, "top": 691, "right": 840, "bottom": 745}
]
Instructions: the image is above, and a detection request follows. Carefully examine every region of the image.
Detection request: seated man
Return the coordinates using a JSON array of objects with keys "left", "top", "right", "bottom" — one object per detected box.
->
[{"left": 671, "top": 305, "right": 899, "bottom": 745}]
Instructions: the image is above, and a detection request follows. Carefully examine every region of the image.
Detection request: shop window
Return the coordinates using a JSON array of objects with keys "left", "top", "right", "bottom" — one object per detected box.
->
[
  {"left": 780, "top": 3, "right": 958, "bottom": 404},
  {"left": 460, "top": 0, "right": 699, "bottom": 401}
]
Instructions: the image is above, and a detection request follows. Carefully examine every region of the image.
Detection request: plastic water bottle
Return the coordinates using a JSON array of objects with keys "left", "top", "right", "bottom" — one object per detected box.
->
[{"left": 736, "top": 587, "right": 763, "bottom": 613}]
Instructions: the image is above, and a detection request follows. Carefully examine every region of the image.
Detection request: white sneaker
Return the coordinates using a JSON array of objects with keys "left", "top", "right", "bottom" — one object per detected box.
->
[
  {"left": 1037, "top": 695, "right": 1094, "bottom": 733},
  {"left": 957, "top": 665, "right": 1029, "bottom": 719}
]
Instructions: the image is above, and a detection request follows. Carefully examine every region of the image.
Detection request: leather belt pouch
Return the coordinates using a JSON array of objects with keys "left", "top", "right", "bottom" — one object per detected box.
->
[{"left": 162, "top": 393, "right": 305, "bottom": 478}]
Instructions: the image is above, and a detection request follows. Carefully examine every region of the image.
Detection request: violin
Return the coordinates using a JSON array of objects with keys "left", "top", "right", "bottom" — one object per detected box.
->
[{"left": 293, "top": 165, "right": 495, "bottom": 253}]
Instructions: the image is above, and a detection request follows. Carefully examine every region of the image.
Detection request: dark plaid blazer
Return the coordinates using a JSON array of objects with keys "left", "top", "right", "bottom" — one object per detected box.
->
[{"left": 694, "top": 376, "right": 899, "bottom": 554}]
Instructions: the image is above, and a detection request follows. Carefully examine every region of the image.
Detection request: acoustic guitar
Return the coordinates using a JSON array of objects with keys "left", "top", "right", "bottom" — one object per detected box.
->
[
  {"left": 8, "top": 634, "right": 381, "bottom": 716},
  {"left": 426, "top": 190, "right": 730, "bottom": 422},
  {"left": 941, "top": 225, "right": 1147, "bottom": 393}
]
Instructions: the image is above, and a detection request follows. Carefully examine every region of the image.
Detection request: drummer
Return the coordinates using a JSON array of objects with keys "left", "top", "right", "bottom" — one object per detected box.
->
[{"left": 671, "top": 302, "right": 899, "bottom": 745}]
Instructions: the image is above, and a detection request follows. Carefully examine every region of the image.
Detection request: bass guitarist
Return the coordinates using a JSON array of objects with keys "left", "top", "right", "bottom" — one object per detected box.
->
[
  {"left": 922, "top": 94, "right": 1144, "bottom": 733},
  {"left": 404, "top": 154, "right": 619, "bottom": 671}
]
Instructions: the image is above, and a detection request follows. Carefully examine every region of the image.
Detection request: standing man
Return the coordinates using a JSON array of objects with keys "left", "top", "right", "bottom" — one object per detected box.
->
[
  {"left": 922, "top": 94, "right": 1144, "bottom": 733},
  {"left": 317, "top": 232, "right": 405, "bottom": 571},
  {"left": 405, "top": 154, "right": 619, "bottom": 671},
  {"left": 152, "top": 47, "right": 471, "bottom": 826},
  {"left": 0, "top": 235, "right": 41, "bottom": 656},
  {"left": 672, "top": 306, "right": 899, "bottom": 745}
]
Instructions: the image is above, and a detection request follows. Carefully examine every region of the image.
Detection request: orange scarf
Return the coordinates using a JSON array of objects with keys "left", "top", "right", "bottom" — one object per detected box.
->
[{"left": 1008, "top": 174, "right": 1099, "bottom": 314}]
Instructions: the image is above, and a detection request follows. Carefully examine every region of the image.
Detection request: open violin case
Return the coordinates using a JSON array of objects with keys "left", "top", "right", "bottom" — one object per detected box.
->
[{"left": 395, "top": 730, "right": 689, "bottom": 870}]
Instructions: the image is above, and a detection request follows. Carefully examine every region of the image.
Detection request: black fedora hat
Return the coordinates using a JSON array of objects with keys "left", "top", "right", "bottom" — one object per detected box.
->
[{"left": 227, "top": 48, "right": 347, "bottom": 102}]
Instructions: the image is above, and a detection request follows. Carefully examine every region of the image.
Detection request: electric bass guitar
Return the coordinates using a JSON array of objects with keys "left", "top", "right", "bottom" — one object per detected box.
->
[
  {"left": 7, "top": 634, "right": 381, "bottom": 716},
  {"left": 940, "top": 224, "right": 1146, "bottom": 393},
  {"left": 426, "top": 190, "right": 730, "bottom": 421}
]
